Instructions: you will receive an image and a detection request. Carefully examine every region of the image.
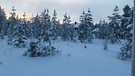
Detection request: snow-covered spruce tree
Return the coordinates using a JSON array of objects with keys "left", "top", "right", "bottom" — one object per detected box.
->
[
  {"left": 62, "top": 15, "right": 75, "bottom": 41},
  {"left": 40, "top": 9, "right": 52, "bottom": 42},
  {"left": 108, "top": 6, "right": 122, "bottom": 44},
  {"left": 118, "top": 5, "right": 133, "bottom": 60},
  {"left": 23, "top": 39, "right": 60, "bottom": 57},
  {"left": 96, "top": 20, "right": 109, "bottom": 39},
  {"left": 78, "top": 11, "right": 87, "bottom": 42},
  {"left": 27, "top": 20, "right": 33, "bottom": 39},
  {"left": 61, "top": 13, "right": 69, "bottom": 41},
  {"left": 13, "top": 25, "right": 27, "bottom": 48},
  {"left": 61, "top": 13, "right": 74, "bottom": 41},
  {"left": 21, "top": 12, "right": 30, "bottom": 38},
  {"left": 7, "top": 6, "right": 18, "bottom": 45},
  {"left": 7, "top": 7, "right": 27, "bottom": 47},
  {"left": 51, "top": 10, "right": 61, "bottom": 40},
  {"left": 31, "top": 14, "right": 41, "bottom": 38},
  {"left": 12, "top": 15, "right": 27, "bottom": 48},
  {"left": 69, "top": 24, "right": 76, "bottom": 41},
  {"left": 121, "top": 5, "right": 132, "bottom": 38},
  {"left": 0, "top": 6, "right": 8, "bottom": 37},
  {"left": 78, "top": 8, "right": 93, "bottom": 43},
  {"left": 94, "top": 20, "right": 109, "bottom": 50}
]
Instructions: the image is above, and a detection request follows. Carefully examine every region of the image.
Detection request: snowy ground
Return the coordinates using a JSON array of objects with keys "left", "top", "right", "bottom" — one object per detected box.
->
[{"left": 0, "top": 39, "right": 131, "bottom": 76}]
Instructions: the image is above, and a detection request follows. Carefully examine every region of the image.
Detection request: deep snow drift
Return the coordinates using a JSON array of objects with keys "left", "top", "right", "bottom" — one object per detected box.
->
[{"left": 0, "top": 39, "right": 131, "bottom": 76}]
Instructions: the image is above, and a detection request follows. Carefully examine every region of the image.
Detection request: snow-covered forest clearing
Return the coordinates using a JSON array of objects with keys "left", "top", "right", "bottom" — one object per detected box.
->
[{"left": 0, "top": 0, "right": 134, "bottom": 76}]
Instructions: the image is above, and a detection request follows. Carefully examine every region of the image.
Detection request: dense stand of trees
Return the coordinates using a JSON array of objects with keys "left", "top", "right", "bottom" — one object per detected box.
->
[{"left": 0, "top": 5, "right": 133, "bottom": 59}]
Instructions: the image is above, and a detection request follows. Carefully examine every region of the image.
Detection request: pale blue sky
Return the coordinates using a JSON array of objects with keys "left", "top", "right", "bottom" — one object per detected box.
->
[{"left": 1, "top": 0, "right": 133, "bottom": 23}]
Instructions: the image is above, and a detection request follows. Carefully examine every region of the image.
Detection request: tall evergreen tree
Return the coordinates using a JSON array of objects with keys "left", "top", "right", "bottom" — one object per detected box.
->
[
  {"left": 21, "top": 12, "right": 30, "bottom": 38},
  {"left": 31, "top": 14, "right": 41, "bottom": 38},
  {"left": 13, "top": 23, "right": 26, "bottom": 47},
  {"left": 40, "top": 9, "right": 52, "bottom": 42},
  {"left": 63, "top": 13, "right": 71, "bottom": 26},
  {"left": 97, "top": 20, "right": 109, "bottom": 39},
  {"left": 108, "top": 6, "right": 122, "bottom": 44},
  {"left": 51, "top": 10, "right": 60, "bottom": 40},
  {"left": 119, "top": 5, "right": 133, "bottom": 60},
  {"left": 78, "top": 8, "right": 93, "bottom": 43},
  {"left": 121, "top": 5, "right": 132, "bottom": 39},
  {"left": 61, "top": 13, "right": 73, "bottom": 41},
  {"left": 0, "top": 6, "right": 7, "bottom": 36},
  {"left": 13, "top": 13, "right": 27, "bottom": 47},
  {"left": 7, "top": 6, "right": 18, "bottom": 45}
]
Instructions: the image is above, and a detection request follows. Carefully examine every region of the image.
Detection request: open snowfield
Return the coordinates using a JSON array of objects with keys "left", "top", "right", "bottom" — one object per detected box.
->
[{"left": 0, "top": 39, "right": 131, "bottom": 76}]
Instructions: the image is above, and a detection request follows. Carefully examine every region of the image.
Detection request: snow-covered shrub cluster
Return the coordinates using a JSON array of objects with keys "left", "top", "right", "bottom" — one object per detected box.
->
[
  {"left": 13, "top": 36, "right": 27, "bottom": 48},
  {"left": 103, "top": 38, "right": 108, "bottom": 51},
  {"left": 118, "top": 41, "right": 132, "bottom": 60},
  {"left": 23, "top": 40, "right": 60, "bottom": 57}
]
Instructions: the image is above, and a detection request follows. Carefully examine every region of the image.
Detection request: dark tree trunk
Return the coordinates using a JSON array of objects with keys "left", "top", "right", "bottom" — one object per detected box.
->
[{"left": 132, "top": 0, "right": 135, "bottom": 76}]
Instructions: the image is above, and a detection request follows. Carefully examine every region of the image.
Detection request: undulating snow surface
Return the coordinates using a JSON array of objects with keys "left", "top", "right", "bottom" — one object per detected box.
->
[{"left": 0, "top": 39, "right": 131, "bottom": 76}]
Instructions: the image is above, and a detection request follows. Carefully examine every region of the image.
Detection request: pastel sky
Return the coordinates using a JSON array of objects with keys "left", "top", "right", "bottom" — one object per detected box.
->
[{"left": 1, "top": 0, "right": 133, "bottom": 23}]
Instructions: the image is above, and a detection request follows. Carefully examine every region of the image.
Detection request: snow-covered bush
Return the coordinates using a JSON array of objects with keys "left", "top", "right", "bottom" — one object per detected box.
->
[
  {"left": 13, "top": 36, "right": 27, "bottom": 48},
  {"left": 84, "top": 45, "right": 87, "bottom": 48},
  {"left": 23, "top": 40, "right": 60, "bottom": 57},
  {"left": 0, "top": 34, "right": 4, "bottom": 40},
  {"left": 7, "top": 36, "right": 13, "bottom": 45},
  {"left": 12, "top": 23, "right": 27, "bottom": 48},
  {"left": 118, "top": 41, "right": 132, "bottom": 60},
  {"left": 103, "top": 38, "right": 108, "bottom": 51}
]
